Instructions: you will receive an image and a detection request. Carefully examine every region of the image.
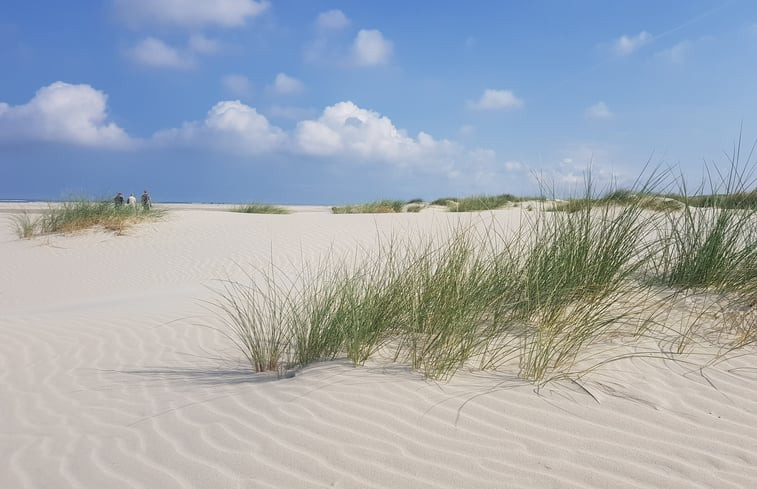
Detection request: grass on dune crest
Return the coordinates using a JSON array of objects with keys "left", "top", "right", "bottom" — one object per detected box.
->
[
  {"left": 211, "top": 157, "right": 757, "bottom": 386},
  {"left": 232, "top": 203, "right": 290, "bottom": 214},
  {"left": 648, "top": 141, "right": 757, "bottom": 292},
  {"left": 446, "top": 194, "right": 521, "bottom": 212},
  {"left": 331, "top": 200, "right": 406, "bottom": 214},
  {"left": 13, "top": 198, "right": 164, "bottom": 238}
]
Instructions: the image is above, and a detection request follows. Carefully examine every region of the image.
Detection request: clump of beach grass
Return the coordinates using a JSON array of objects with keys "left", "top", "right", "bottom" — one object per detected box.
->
[
  {"left": 12, "top": 212, "right": 38, "bottom": 239},
  {"left": 15, "top": 198, "right": 164, "bottom": 238},
  {"left": 390, "top": 230, "right": 498, "bottom": 380},
  {"left": 682, "top": 190, "right": 757, "bottom": 210},
  {"left": 649, "top": 141, "right": 757, "bottom": 291},
  {"left": 448, "top": 194, "right": 520, "bottom": 212},
  {"left": 331, "top": 200, "right": 406, "bottom": 214},
  {"left": 551, "top": 189, "right": 683, "bottom": 213},
  {"left": 211, "top": 157, "right": 757, "bottom": 386},
  {"left": 479, "top": 174, "right": 666, "bottom": 383},
  {"left": 210, "top": 268, "right": 296, "bottom": 373},
  {"left": 232, "top": 203, "right": 290, "bottom": 214}
]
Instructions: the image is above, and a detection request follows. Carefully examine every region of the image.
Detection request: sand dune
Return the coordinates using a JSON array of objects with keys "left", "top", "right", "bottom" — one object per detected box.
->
[{"left": 1, "top": 203, "right": 756, "bottom": 488}]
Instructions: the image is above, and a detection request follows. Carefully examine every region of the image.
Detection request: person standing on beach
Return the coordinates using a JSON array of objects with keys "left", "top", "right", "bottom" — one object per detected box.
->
[
  {"left": 127, "top": 193, "right": 137, "bottom": 206},
  {"left": 140, "top": 190, "right": 151, "bottom": 210},
  {"left": 141, "top": 190, "right": 151, "bottom": 210},
  {"left": 114, "top": 192, "right": 124, "bottom": 207}
]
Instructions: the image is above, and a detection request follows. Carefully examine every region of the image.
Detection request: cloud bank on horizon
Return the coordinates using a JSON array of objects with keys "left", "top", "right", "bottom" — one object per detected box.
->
[{"left": 2, "top": 1, "right": 756, "bottom": 202}]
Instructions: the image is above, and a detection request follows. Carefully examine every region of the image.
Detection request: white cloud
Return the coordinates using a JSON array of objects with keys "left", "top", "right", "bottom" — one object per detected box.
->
[
  {"left": 291, "top": 102, "right": 513, "bottom": 192},
  {"left": 585, "top": 101, "right": 613, "bottom": 120},
  {"left": 272, "top": 73, "right": 304, "bottom": 94},
  {"left": 316, "top": 9, "right": 350, "bottom": 30},
  {"left": 467, "top": 89, "right": 523, "bottom": 110},
  {"left": 115, "top": 0, "right": 269, "bottom": 28},
  {"left": 352, "top": 29, "right": 393, "bottom": 66},
  {"left": 294, "top": 101, "right": 471, "bottom": 174},
  {"left": 0, "top": 82, "right": 130, "bottom": 148},
  {"left": 295, "top": 101, "right": 412, "bottom": 159},
  {"left": 613, "top": 31, "right": 652, "bottom": 56},
  {"left": 128, "top": 37, "right": 194, "bottom": 69},
  {"left": 153, "top": 100, "right": 286, "bottom": 154},
  {"left": 188, "top": 33, "right": 222, "bottom": 54},
  {"left": 222, "top": 74, "right": 252, "bottom": 97}
]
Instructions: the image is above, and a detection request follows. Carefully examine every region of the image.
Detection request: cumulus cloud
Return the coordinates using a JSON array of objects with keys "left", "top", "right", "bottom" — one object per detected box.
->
[
  {"left": 1, "top": 82, "right": 512, "bottom": 190},
  {"left": 153, "top": 100, "right": 286, "bottom": 154},
  {"left": 293, "top": 101, "right": 470, "bottom": 174},
  {"left": 0, "top": 82, "right": 130, "bottom": 148},
  {"left": 613, "top": 31, "right": 652, "bottom": 56},
  {"left": 467, "top": 89, "right": 523, "bottom": 110},
  {"left": 128, "top": 37, "right": 194, "bottom": 68},
  {"left": 272, "top": 73, "right": 304, "bottom": 94},
  {"left": 352, "top": 29, "right": 393, "bottom": 66},
  {"left": 295, "top": 101, "right": 412, "bottom": 159},
  {"left": 222, "top": 74, "right": 252, "bottom": 97},
  {"left": 316, "top": 9, "right": 350, "bottom": 31},
  {"left": 114, "top": 0, "right": 269, "bottom": 28},
  {"left": 585, "top": 101, "right": 613, "bottom": 120}
]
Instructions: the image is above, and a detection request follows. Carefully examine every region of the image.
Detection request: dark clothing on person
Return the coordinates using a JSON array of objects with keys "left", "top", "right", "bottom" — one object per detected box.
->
[
  {"left": 114, "top": 193, "right": 124, "bottom": 206},
  {"left": 141, "top": 191, "right": 151, "bottom": 210}
]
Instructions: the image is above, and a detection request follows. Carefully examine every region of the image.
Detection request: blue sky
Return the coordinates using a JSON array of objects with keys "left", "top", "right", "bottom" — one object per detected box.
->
[{"left": 1, "top": 0, "right": 756, "bottom": 203}]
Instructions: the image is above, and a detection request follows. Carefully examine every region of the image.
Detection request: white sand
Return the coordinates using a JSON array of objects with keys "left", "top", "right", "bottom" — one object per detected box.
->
[{"left": 1, "top": 203, "right": 756, "bottom": 488}]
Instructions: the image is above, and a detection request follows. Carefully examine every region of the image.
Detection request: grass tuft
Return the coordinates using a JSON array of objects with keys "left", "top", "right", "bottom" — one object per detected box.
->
[
  {"left": 15, "top": 198, "right": 164, "bottom": 238},
  {"left": 649, "top": 141, "right": 757, "bottom": 291},
  {"left": 211, "top": 152, "right": 756, "bottom": 386},
  {"left": 331, "top": 200, "right": 406, "bottom": 214},
  {"left": 232, "top": 203, "right": 290, "bottom": 214},
  {"left": 449, "top": 194, "right": 519, "bottom": 212}
]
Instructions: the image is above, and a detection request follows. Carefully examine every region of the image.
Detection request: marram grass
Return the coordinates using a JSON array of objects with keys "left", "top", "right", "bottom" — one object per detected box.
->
[
  {"left": 232, "top": 203, "right": 290, "bottom": 214},
  {"left": 331, "top": 200, "right": 406, "bottom": 214},
  {"left": 211, "top": 162, "right": 756, "bottom": 386},
  {"left": 15, "top": 198, "right": 164, "bottom": 238}
]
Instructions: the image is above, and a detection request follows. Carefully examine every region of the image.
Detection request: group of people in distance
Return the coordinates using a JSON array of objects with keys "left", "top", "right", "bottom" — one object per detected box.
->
[{"left": 114, "top": 190, "right": 151, "bottom": 210}]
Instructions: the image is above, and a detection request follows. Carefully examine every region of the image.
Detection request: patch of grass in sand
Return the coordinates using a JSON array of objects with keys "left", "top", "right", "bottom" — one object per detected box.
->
[
  {"left": 212, "top": 155, "right": 756, "bottom": 386},
  {"left": 480, "top": 174, "right": 662, "bottom": 383},
  {"left": 331, "top": 200, "right": 406, "bottom": 214},
  {"left": 15, "top": 198, "right": 164, "bottom": 238},
  {"left": 232, "top": 203, "right": 290, "bottom": 214},
  {"left": 551, "top": 190, "right": 684, "bottom": 213},
  {"left": 447, "top": 194, "right": 520, "bottom": 212},
  {"left": 648, "top": 141, "right": 757, "bottom": 291},
  {"left": 12, "top": 212, "right": 37, "bottom": 239}
]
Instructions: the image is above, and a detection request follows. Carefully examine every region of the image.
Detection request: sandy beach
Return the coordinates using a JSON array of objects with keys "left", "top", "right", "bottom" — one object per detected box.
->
[{"left": 1, "top": 203, "right": 756, "bottom": 489}]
